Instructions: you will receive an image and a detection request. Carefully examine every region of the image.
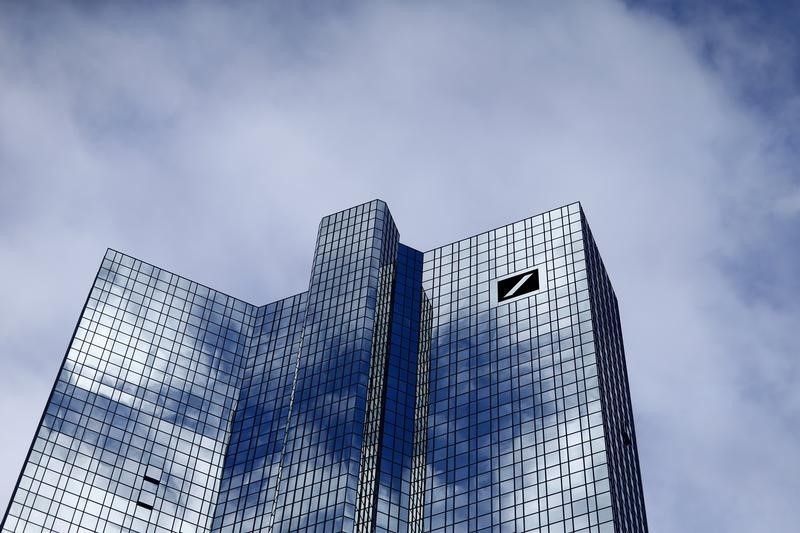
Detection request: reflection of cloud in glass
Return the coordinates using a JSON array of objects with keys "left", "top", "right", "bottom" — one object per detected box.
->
[
  {"left": 12, "top": 249, "right": 258, "bottom": 531},
  {"left": 417, "top": 205, "right": 635, "bottom": 531},
  {"left": 212, "top": 292, "right": 307, "bottom": 531},
  {"left": 3, "top": 201, "right": 646, "bottom": 532},
  {"left": 272, "top": 200, "right": 399, "bottom": 532}
]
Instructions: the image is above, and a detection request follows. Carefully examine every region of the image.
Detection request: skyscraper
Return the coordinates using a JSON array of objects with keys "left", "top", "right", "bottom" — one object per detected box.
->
[{"left": 2, "top": 200, "right": 648, "bottom": 533}]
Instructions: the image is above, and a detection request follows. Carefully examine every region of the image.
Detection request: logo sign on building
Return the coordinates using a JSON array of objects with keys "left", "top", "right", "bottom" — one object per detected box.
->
[{"left": 492, "top": 267, "right": 545, "bottom": 306}]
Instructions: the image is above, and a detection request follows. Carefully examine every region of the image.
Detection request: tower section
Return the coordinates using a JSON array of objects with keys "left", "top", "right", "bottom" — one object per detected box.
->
[
  {"left": 271, "top": 200, "right": 399, "bottom": 532},
  {"left": 2, "top": 250, "right": 256, "bottom": 533},
  {"left": 416, "top": 202, "right": 648, "bottom": 532}
]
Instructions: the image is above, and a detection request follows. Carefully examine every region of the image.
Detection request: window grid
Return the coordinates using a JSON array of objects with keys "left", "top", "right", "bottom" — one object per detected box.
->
[{"left": 3, "top": 201, "right": 647, "bottom": 533}]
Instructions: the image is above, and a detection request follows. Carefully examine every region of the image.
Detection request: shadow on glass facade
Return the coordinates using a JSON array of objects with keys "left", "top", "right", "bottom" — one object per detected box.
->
[{"left": 2, "top": 200, "right": 647, "bottom": 533}]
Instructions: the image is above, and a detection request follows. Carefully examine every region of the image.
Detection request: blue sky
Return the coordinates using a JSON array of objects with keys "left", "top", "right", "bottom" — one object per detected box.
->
[{"left": 1, "top": 1, "right": 798, "bottom": 531}]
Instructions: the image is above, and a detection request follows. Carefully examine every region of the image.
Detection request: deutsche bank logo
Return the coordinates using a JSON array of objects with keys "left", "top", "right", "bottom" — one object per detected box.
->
[
  {"left": 494, "top": 268, "right": 543, "bottom": 305},
  {"left": 498, "top": 269, "right": 539, "bottom": 302}
]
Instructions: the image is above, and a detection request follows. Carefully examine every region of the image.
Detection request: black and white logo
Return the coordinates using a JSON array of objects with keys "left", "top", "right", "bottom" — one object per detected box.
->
[{"left": 496, "top": 268, "right": 541, "bottom": 303}]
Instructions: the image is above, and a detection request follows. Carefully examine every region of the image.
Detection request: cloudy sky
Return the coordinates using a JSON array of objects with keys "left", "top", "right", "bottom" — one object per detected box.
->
[{"left": 1, "top": 1, "right": 798, "bottom": 531}]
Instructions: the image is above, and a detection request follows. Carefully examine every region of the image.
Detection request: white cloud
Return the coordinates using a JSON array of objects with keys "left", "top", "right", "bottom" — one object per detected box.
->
[{"left": 0, "top": 1, "right": 797, "bottom": 530}]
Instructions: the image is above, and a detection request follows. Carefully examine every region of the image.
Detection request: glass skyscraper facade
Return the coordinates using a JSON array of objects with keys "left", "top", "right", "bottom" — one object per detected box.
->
[{"left": 2, "top": 200, "right": 648, "bottom": 533}]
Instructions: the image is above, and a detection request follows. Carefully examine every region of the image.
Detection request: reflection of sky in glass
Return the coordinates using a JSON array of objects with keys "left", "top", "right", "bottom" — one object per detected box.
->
[
  {"left": 4, "top": 250, "right": 255, "bottom": 532},
  {"left": 272, "top": 200, "right": 399, "bottom": 532},
  {"left": 373, "top": 244, "right": 423, "bottom": 532},
  {"left": 211, "top": 293, "right": 307, "bottom": 532},
  {"left": 418, "top": 203, "right": 644, "bottom": 532},
  {"left": 2, "top": 200, "right": 646, "bottom": 533}
]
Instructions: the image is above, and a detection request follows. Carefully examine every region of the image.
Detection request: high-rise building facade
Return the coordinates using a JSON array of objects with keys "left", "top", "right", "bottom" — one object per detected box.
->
[{"left": 2, "top": 200, "right": 648, "bottom": 533}]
